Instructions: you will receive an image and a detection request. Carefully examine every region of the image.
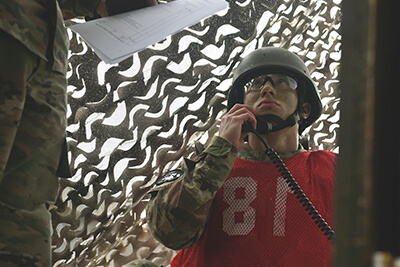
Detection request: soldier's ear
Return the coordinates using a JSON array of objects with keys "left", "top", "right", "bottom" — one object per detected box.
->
[{"left": 300, "top": 103, "right": 311, "bottom": 119}]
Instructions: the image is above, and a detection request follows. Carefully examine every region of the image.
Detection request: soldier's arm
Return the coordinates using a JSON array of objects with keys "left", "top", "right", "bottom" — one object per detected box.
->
[
  {"left": 146, "top": 136, "right": 237, "bottom": 250},
  {"left": 58, "top": 0, "right": 157, "bottom": 20}
]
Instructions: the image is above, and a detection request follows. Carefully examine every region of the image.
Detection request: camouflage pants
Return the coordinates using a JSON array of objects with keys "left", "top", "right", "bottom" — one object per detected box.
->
[{"left": 0, "top": 30, "right": 67, "bottom": 266}]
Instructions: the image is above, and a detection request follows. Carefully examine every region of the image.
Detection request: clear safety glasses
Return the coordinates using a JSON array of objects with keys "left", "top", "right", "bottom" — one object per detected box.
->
[{"left": 244, "top": 74, "right": 298, "bottom": 93}]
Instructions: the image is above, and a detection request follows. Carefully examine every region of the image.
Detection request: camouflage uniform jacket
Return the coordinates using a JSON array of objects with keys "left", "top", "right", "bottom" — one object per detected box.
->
[
  {"left": 146, "top": 136, "right": 306, "bottom": 250},
  {"left": 0, "top": 0, "right": 102, "bottom": 177},
  {"left": 0, "top": 0, "right": 102, "bottom": 74}
]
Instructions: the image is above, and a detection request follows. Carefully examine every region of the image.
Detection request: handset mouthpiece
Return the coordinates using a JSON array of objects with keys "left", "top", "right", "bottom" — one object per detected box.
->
[
  {"left": 242, "top": 121, "right": 255, "bottom": 133},
  {"left": 242, "top": 117, "right": 273, "bottom": 134}
]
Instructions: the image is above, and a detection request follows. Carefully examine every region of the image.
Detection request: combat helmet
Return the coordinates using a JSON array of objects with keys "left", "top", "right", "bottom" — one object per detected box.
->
[{"left": 227, "top": 46, "right": 322, "bottom": 134}]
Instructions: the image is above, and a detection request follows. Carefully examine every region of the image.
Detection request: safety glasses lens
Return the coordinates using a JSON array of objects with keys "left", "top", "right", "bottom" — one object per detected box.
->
[{"left": 244, "top": 74, "right": 297, "bottom": 92}]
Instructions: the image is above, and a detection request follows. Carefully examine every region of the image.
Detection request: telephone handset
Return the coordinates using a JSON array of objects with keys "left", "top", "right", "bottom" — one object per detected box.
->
[
  {"left": 241, "top": 113, "right": 300, "bottom": 135},
  {"left": 241, "top": 115, "right": 276, "bottom": 134},
  {"left": 242, "top": 120, "right": 335, "bottom": 241}
]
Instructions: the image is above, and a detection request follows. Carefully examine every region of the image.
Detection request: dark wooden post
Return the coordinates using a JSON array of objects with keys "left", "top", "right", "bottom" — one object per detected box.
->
[
  {"left": 335, "top": 0, "right": 400, "bottom": 265},
  {"left": 334, "top": 0, "right": 376, "bottom": 265}
]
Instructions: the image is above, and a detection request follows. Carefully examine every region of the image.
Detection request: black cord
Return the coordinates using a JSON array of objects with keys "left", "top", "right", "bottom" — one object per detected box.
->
[{"left": 246, "top": 123, "right": 335, "bottom": 241}]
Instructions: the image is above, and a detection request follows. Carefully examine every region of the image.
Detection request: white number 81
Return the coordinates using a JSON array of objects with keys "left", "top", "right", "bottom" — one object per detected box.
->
[{"left": 222, "top": 176, "right": 292, "bottom": 236}]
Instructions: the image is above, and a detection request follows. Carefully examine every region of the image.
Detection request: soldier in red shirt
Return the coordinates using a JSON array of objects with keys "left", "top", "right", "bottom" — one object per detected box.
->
[{"left": 147, "top": 47, "right": 336, "bottom": 266}]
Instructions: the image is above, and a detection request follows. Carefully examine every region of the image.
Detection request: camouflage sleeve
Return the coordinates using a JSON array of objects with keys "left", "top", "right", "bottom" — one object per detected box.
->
[
  {"left": 146, "top": 136, "right": 237, "bottom": 250},
  {"left": 58, "top": 0, "right": 102, "bottom": 19}
]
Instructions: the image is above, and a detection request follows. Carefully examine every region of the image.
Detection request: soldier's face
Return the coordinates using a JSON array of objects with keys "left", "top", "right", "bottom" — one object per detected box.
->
[{"left": 243, "top": 74, "right": 299, "bottom": 120}]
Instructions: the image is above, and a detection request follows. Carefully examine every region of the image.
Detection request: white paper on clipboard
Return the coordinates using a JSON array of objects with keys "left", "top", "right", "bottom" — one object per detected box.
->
[{"left": 68, "top": 0, "right": 228, "bottom": 64}]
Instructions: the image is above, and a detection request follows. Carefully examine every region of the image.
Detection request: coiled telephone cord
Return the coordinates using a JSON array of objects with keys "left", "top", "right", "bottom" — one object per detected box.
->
[{"left": 246, "top": 122, "right": 335, "bottom": 241}]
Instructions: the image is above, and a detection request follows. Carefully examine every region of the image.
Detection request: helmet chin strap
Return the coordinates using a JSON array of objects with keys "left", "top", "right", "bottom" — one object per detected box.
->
[{"left": 254, "top": 112, "right": 301, "bottom": 135}]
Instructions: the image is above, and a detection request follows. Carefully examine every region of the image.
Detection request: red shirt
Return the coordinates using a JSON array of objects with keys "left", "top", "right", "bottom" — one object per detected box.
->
[{"left": 172, "top": 150, "right": 336, "bottom": 267}]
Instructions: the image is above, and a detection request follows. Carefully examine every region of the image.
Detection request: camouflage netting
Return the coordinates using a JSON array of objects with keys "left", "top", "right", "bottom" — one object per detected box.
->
[{"left": 52, "top": 0, "right": 341, "bottom": 265}]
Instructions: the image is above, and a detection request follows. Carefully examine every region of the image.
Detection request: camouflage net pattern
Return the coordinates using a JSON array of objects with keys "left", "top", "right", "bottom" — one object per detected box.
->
[{"left": 52, "top": 0, "right": 341, "bottom": 265}]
